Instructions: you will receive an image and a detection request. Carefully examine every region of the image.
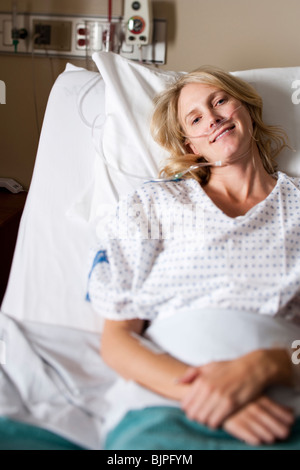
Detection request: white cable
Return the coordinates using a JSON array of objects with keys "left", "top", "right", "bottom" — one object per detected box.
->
[
  {"left": 77, "top": 75, "right": 155, "bottom": 180},
  {"left": 91, "top": 113, "right": 154, "bottom": 180},
  {"left": 77, "top": 74, "right": 104, "bottom": 128}
]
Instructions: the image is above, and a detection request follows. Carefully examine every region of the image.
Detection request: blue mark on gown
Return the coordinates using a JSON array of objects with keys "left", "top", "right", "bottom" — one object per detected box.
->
[{"left": 86, "top": 250, "right": 109, "bottom": 301}]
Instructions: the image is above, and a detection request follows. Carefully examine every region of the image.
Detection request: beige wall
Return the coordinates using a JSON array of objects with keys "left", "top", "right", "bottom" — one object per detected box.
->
[{"left": 1, "top": 0, "right": 300, "bottom": 188}]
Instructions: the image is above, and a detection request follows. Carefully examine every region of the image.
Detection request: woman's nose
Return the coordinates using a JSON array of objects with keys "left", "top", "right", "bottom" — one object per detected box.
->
[
  {"left": 209, "top": 116, "right": 222, "bottom": 129},
  {"left": 205, "top": 108, "right": 223, "bottom": 129}
]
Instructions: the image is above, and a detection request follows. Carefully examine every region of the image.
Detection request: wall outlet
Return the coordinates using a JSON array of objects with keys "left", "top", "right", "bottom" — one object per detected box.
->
[{"left": 33, "top": 19, "right": 72, "bottom": 51}]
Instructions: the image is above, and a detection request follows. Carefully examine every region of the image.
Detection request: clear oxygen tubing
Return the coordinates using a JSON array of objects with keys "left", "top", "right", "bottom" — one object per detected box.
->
[
  {"left": 147, "top": 147, "right": 253, "bottom": 183},
  {"left": 76, "top": 76, "right": 164, "bottom": 181},
  {"left": 77, "top": 80, "right": 253, "bottom": 183},
  {"left": 76, "top": 76, "right": 153, "bottom": 183},
  {"left": 182, "top": 104, "right": 243, "bottom": 140},
  {"left": 91, "top": 112, "right": 159, "bottom": 181},
  {"left": 77, "top": 74, "right": 105, "bottom": 129},
  {"left": 148, "top": 160, "right": 223, "bottom": 183}
]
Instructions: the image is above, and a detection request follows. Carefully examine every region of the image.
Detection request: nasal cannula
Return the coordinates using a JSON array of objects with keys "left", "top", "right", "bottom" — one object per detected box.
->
[
  {"left": 77, "top": 79, "right": 249, "bottom": 184},
  {"left": 148, "top": 148, "right": 252, "bottom": 183},
  {"left": 181, "top": 104, "right": 243, "bottom": 140},
  {"left": 148, "top": 160, "right": 223, "bottom": 183}
]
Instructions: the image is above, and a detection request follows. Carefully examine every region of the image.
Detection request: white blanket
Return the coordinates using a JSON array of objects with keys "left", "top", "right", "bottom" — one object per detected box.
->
[{"left": 0, "top": 314, "right": 117, "bottom": 449}]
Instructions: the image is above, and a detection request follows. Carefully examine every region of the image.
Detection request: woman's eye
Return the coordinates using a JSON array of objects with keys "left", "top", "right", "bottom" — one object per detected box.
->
[
  {"left": 192, "top": 116, "right": 201, "bottom": 125},
  {"left": 215, "top": 98, "right": 226, "bottom": 106}
]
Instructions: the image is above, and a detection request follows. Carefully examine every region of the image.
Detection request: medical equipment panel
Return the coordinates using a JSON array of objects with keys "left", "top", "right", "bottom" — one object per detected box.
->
[
  {"left": 124, "top": 0, "right": 153, "bottom": 46},
  {"left": 0, "top": 11, "right": 166, "bottom": 64}
]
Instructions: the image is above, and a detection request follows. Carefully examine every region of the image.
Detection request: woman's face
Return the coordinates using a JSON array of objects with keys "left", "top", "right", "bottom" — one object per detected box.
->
[{"left": 177, "top": 82, "right": 254, "bottom": 164}]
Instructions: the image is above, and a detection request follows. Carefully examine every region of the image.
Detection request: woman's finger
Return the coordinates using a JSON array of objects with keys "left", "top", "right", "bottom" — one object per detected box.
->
[
  {"left": 258, "top": 396, "right": 294, "bottom": 425},
  {"left": 248, "top": 397, "right": 294, "bottom": 440},
  {"left": 223, "top": 396, "right": 295, "bottom": 445},
  {"left": 223, "top": 416, "right": 262, "bottom": 446},
  {"left": 181, "top": 378, "right": 209, "bottom": 418}
]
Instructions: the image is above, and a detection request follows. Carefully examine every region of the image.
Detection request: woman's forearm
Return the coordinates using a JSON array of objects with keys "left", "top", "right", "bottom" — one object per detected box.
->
[
  {"left": 248, "top": 348, "right": 293, "bottom": 388},
  {"left": 101, "top": 318, "right": 190, "bottom": 401}
]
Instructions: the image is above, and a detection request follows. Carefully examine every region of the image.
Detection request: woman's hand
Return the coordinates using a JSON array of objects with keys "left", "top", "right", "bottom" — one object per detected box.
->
[
  {"left": 178, "top": 349, "right": 292, "bottom": 428},
  {"left": 223, "top": 396, "right": 295, "bottom": 446}
]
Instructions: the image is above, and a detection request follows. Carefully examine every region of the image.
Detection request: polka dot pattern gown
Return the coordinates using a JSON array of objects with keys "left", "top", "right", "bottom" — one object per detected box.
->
[{"left": 87, "top": 171, "right": 300, "bottom": 325}]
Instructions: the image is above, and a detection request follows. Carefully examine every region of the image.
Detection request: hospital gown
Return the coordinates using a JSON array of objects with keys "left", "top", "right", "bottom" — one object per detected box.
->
[
  {"left": 87, "top": 170, "right": 300, "bottom": 324},
  {"left": 87, "top": 170, "right": 300, "bottom": 441}
]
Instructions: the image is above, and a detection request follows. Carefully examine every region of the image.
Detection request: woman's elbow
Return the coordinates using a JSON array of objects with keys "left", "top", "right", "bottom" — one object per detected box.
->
[{"left": 99, "top": 318, "right": 145, "bottom": 372}]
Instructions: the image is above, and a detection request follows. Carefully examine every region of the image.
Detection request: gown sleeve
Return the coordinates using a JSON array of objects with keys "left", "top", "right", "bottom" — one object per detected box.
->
[{"left": 86, "top": 187, "right": 165, "bottom": 321}]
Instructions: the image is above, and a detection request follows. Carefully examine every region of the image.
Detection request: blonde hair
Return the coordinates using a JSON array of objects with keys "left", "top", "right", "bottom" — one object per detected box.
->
[{"left": 151, "top": 65, "right": 289, "bottom": 185}]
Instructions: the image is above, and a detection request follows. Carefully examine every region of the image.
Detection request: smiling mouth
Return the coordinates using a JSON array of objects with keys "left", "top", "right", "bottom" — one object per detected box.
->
[{"left": 211, "top": 124, "right": 236, "bottom": 143}]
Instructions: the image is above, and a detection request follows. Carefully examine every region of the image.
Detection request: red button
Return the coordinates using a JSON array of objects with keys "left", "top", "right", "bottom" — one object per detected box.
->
[
  {"left": 78, "top": 38, "right": 86, "bottom": 47},
  {"left": 78, "top": 28, "right": 87, "bottom": 35}
]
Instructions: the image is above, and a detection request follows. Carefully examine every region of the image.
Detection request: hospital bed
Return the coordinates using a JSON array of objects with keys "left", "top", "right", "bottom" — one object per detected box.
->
[{"left": 1, "top": 52, "right": 300, "bottom": 449}]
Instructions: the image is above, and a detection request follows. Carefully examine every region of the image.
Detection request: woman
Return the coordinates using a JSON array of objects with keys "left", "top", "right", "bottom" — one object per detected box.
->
[{"left": 87, "top": 66, "right": 300, "bottom": 449}]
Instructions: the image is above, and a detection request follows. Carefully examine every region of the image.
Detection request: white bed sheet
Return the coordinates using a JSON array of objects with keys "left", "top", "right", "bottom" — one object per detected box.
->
[
  {"left": 0, "top": 312, "right": 117, "bottom": 449},
  {"left": 1, "top": 64, "right": 115, "bottom": 332}
]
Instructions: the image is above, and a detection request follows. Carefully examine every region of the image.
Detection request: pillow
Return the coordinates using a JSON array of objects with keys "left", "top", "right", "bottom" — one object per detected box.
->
[
  {"left": 92, "top": 51, "right": 181, "bottom": 201},
  {"left": 92, "top": 53, "right": 300, "bottom": 198},
  {"left": 68, "top": 54, "right": 182, "bottom": 225},
  {"left": 231, "top": 67, "right": 300, "bottom": 176}
]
